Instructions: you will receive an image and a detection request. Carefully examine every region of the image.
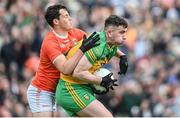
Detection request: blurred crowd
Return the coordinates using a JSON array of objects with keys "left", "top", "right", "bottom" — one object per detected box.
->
[{"left": 0, "top": 0, "right": 179, "bottom": 117}]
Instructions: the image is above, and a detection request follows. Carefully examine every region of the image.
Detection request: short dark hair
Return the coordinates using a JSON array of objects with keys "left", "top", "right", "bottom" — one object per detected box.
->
[
  {"left": 45, "top": 4, "right": 68, "bottom": 27},
  {"left": 105, "top": 15, "right": 128, "bottom": 29}
]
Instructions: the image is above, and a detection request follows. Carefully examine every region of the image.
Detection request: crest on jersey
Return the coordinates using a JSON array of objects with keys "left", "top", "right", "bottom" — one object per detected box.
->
[
  {"left": 83, "top": 94, "right": 90, "bottom": 100},
  {"left": 72, "top": 38, "right": 78, "bottom": 45}
]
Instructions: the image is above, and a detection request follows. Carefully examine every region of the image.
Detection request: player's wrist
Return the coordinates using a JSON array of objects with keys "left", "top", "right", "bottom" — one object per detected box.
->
[
  {"left": 97, "top": 77, "right": 102, "bottom": 85},
  {"left": 120, "top": 55, "right": 127, "bottom": 59},
  {"left": 76, "top": 49, "right": 84, "bottom": 56},
  {"left": 79, "top": 46, "right": 86, "bottom": 53}
]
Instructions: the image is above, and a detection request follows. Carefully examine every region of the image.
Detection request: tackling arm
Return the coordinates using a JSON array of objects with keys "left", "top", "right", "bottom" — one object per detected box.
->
[
  {"left": 53, "top": 32, "right": 100, "bottom": 75},
  {"left": 53, "top": 50, "right": 84, "bottom": 75}
]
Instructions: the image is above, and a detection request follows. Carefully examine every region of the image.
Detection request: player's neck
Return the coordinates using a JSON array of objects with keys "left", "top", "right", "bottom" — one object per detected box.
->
[
  {"left": 107, "top": 43, "right": 114, "bottom": 48},
  {"left": 53, "top": 28, "right": 68, "bottom": 39}
]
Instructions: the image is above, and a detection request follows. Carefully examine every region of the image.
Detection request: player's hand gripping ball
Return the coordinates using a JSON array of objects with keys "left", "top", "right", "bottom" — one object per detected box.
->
[{"left": 90, "top": 68, "right": 118, "bottom": 95}]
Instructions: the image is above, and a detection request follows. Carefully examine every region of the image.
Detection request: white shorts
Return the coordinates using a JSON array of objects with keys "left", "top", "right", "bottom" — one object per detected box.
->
[{"left": 27, "top": 84, "right": 56, "bottom": 113}]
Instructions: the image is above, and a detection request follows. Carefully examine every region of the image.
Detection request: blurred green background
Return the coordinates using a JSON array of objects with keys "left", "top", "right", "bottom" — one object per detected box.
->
[{"left": 0, "top": 0, "right": 179, "bottom": 117}]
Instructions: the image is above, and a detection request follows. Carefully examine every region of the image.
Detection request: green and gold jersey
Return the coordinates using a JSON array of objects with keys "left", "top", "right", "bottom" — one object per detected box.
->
[{"left": 61, "top": 31, "right": 118, "bottom": 84}]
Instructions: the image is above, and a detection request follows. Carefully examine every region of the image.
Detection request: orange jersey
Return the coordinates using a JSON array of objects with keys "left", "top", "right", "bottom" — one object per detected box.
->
[{"left": 32, "top": 28, "right": 85, "bottom": 92}]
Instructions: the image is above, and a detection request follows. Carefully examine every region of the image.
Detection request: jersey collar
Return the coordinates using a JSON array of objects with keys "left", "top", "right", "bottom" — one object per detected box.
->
[{"left": 52, "top": 30, "right": 68, "bottom": 39}]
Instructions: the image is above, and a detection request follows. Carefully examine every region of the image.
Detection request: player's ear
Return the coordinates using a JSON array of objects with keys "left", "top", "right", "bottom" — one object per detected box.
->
[
  {"left": 53, "top": 19, "right": 59, "bottom": 25},
  {"left": 107, "top": 29, "right": 113, "bottom": 38}
]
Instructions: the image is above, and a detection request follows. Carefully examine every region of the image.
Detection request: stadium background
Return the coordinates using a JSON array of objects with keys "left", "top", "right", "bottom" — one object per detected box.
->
[{"left": 0, "top": 0, "right": 179, "bottom": 117}]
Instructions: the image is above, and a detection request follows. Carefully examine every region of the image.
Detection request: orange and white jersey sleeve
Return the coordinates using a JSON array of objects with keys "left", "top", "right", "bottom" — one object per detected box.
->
[{"left": 42, "top": 33, "right": 62, "bottom": 63}]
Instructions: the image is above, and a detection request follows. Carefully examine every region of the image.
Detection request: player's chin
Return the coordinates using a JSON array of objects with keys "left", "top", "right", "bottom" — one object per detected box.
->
[
  {"left": 66, "top": 26, "right": 73, "bottom": 30},
  {"left": 117, "top": 42, "right": 124, "bottom": 45}
]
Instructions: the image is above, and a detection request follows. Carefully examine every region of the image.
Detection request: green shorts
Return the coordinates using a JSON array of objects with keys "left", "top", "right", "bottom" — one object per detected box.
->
[{"left": 55, "top": 79, "right": 95, "bottom": 116}]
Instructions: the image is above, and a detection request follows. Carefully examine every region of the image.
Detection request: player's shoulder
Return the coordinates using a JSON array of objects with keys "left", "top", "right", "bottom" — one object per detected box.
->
[
  {"left": 42, "top": 31, "right": 56, "bottom": 43},
  {"left": 44, "top": 31, "right": 55, "bottom": 40},
  {"left": 41, "top": 31, "right": 57, "bottom": 47}
]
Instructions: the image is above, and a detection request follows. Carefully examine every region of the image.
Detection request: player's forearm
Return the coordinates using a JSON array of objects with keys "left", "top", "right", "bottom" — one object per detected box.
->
[
  {"left": 61, "top": 49, "right": 84, "bottom": 75},
  {"left": 73, "top": 70, "right": 102, "bottom": 84}
]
